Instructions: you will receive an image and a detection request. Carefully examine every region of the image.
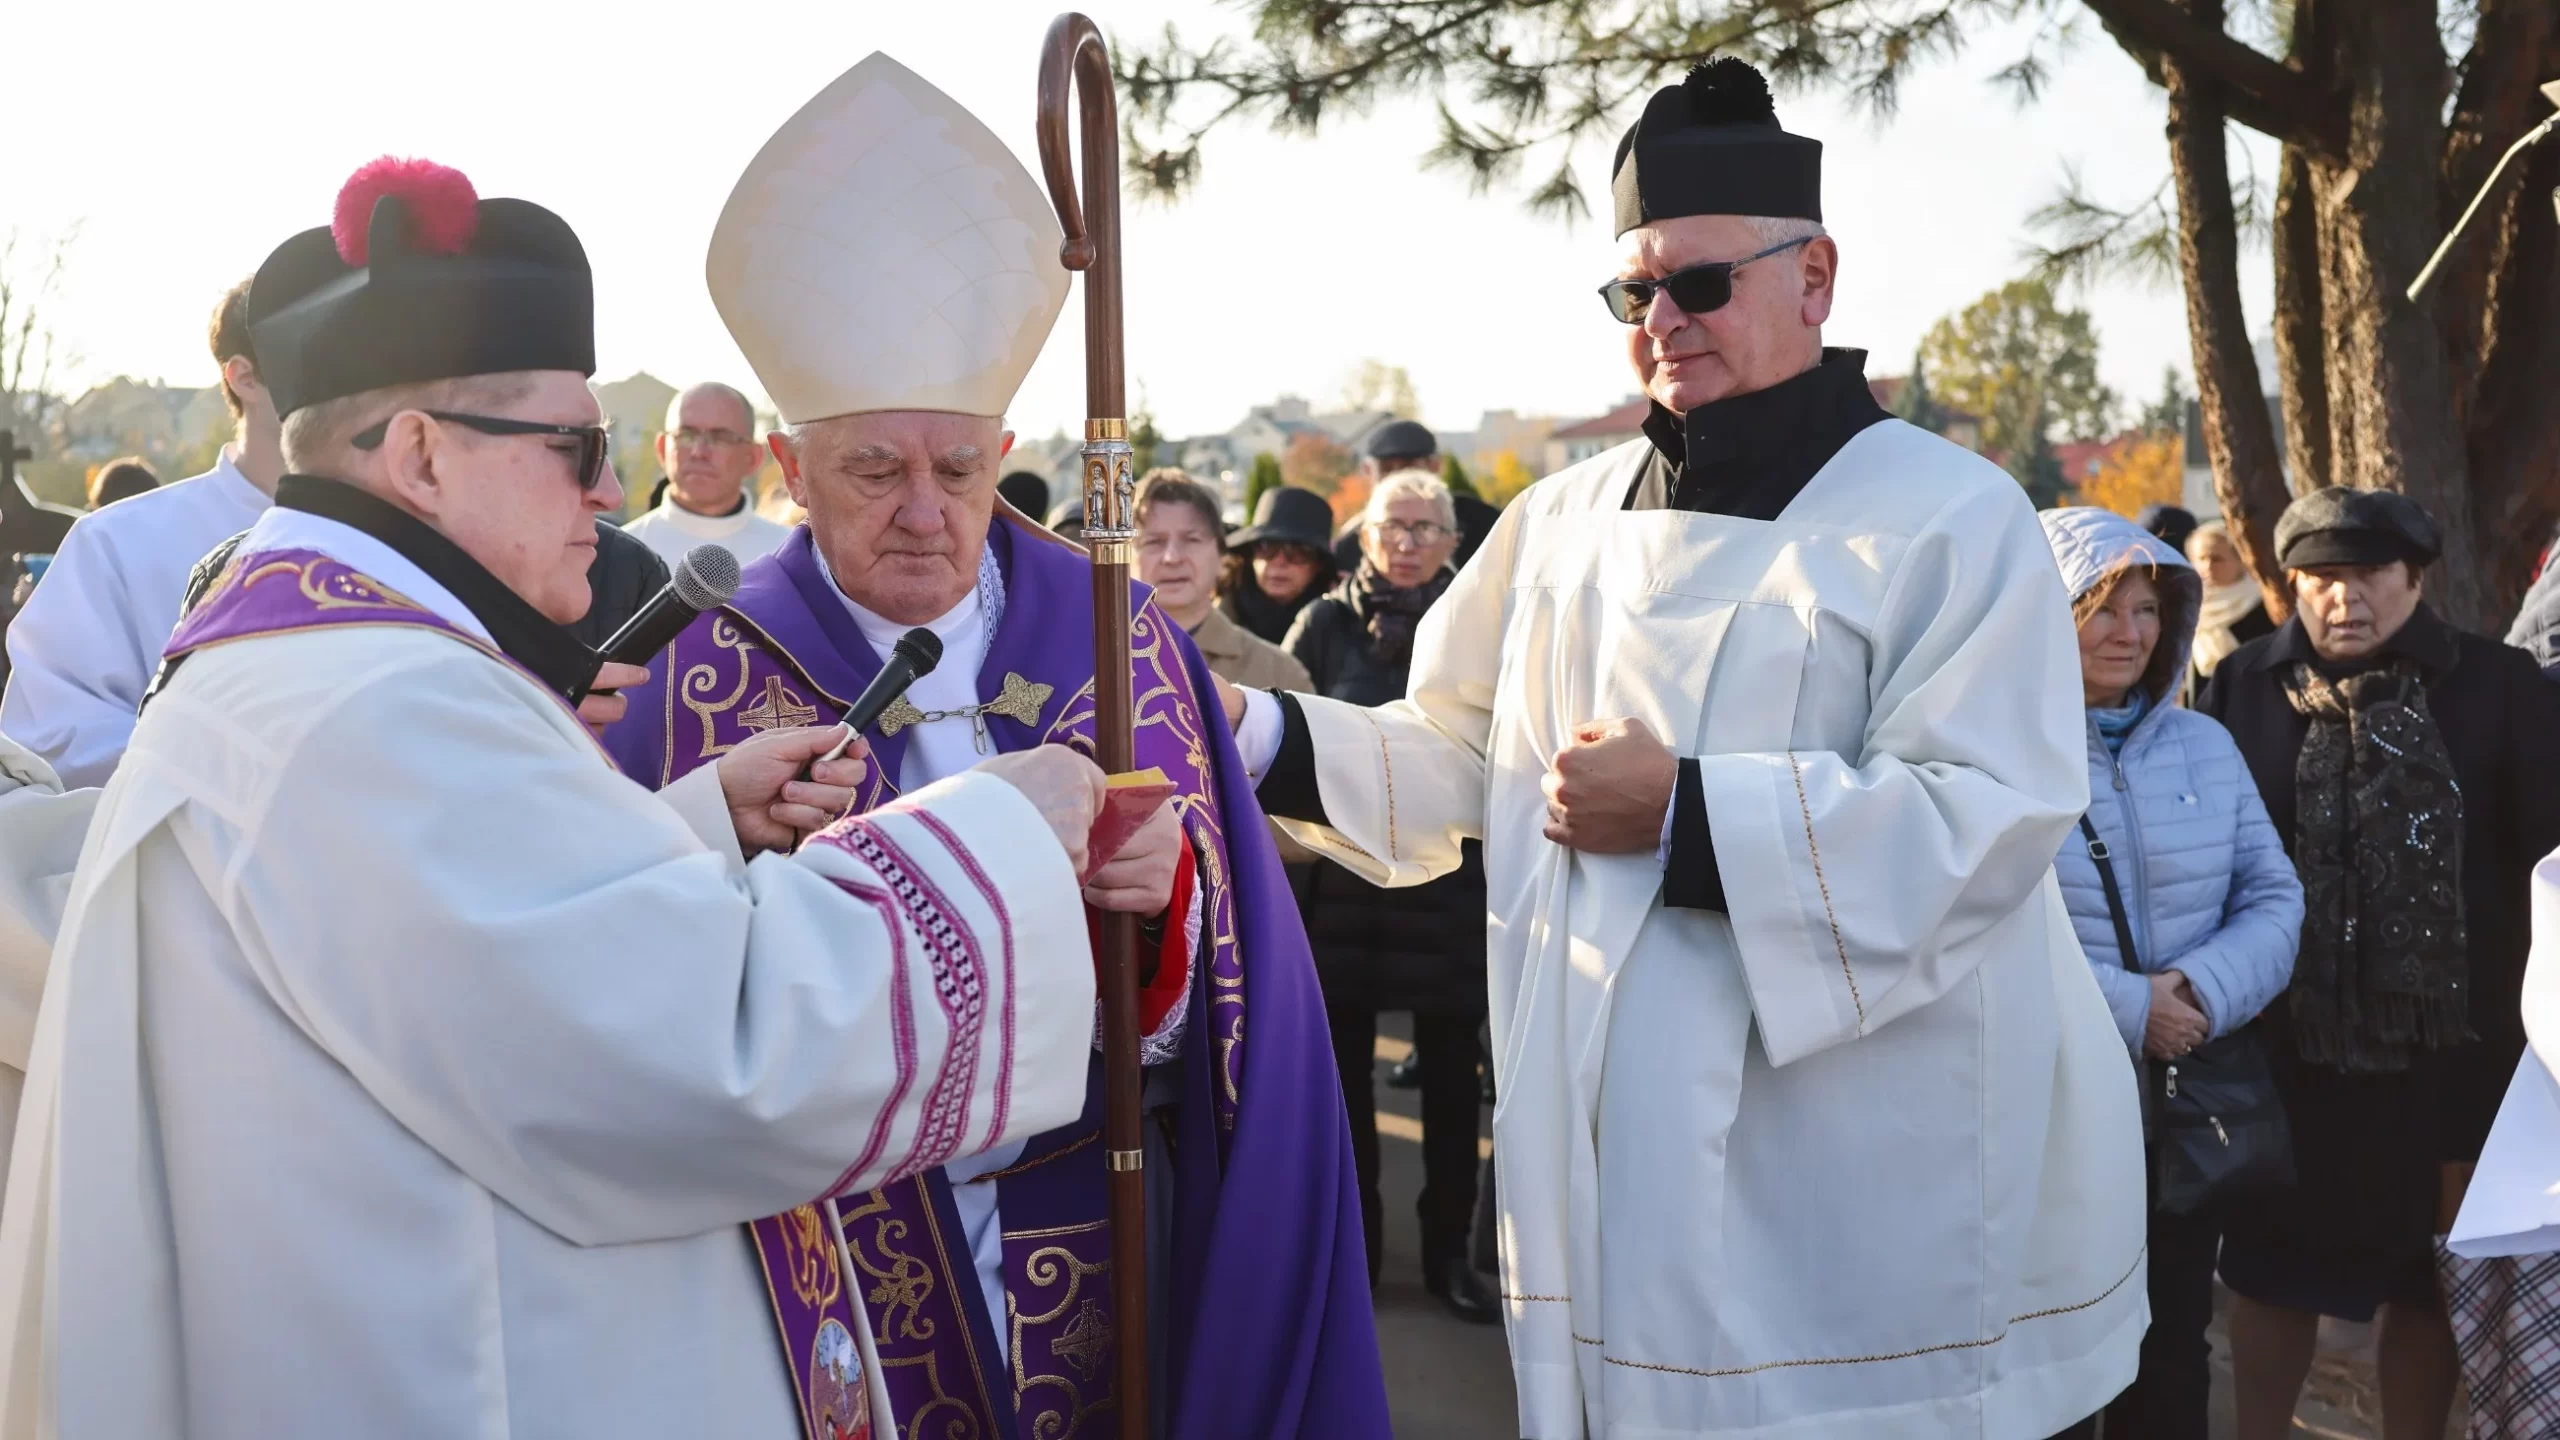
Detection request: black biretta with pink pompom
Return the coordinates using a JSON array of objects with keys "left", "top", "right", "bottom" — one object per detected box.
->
[
  {"left": 244, "top": 157, "right": 594, "bottom": 417},
  {"left": 1609, "top": 58, "right": 1823, "bottom": 237}
]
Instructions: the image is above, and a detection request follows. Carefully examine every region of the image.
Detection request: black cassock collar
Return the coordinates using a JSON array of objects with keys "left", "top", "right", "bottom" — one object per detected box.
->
[{"left": 1625, "top": 346, "right": 1889, "bottom": 518}]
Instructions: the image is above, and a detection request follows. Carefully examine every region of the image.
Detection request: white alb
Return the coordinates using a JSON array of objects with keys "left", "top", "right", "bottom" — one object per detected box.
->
[{"left": 1273, "top": 425, "right": 2147, "bottom": 1439}]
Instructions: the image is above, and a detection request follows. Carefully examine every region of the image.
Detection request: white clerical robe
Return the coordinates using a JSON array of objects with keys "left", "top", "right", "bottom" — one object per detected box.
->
[
  {"left": 1265, "top": 425, "right": 2147, "bottom": 1438},
  {"left": 622, "top": 496, "right": 796, "bottom": 568},
  {"left": 0, "top": 512, "right": 1096, "bottom": 1437},
  {"left": 0, "top": 448, "right": 270, "bottom": 787},
  {"left": 2450, "top": 848, "right": 2560, "bottom": 1257},
  {"left": 0, "top": 739, "right": 93, "bottom": 1200}
]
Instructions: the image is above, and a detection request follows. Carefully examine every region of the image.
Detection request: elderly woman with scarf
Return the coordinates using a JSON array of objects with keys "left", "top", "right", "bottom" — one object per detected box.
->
[
  {"left": 1283, "top": 468, "right": 1496, "bottom": 1324},
  {"left": 2042, "top": 508, "right": 2302, "bottom": 1440},
  {"left": 2200, "top": 488, "right": 2560, "bottom": 1440}
]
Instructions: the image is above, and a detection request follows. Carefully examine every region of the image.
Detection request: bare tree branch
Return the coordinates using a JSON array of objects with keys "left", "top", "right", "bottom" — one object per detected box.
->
[
  {"left": 0, "top": 227, "right": 81, "bottom": 444},
  {"left": 2078, "top": 0, "right": 2347, "bottom": 152}
]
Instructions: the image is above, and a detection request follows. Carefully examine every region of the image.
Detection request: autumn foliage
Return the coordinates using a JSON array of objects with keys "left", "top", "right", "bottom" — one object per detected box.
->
[{"left": 2076, "top": 433, "right": 2183, "bottom": 519}]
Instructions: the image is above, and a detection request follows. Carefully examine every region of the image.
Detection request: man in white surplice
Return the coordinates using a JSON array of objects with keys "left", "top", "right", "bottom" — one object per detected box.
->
[
  {"left": 1, "top": 277, "right": 280, "bottom": 789},
  {"left": 1225, "top": 59, "right": 2145, "bottom": 1439},
  {"left": 0, "top": 158, "right": 1119, "bottom": 1438}
]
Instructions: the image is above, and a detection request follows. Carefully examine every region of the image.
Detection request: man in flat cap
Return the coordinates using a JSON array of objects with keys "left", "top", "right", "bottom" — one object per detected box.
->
[
  {"left": 0, "top": 156, "right": 1118, "bottom": 1437},
  {"left": 1222, "top": 56, "right": 2144, "bottom": 1438},
  {"left": 2199, "top": 487, "right": 2560, "bottom": 1437},
  {"left": 602, "top": 55, "right": 1387, "bottom": 1440},
  {"left": 1329, "top": 421, "right": 1443, "bottom": 573}
]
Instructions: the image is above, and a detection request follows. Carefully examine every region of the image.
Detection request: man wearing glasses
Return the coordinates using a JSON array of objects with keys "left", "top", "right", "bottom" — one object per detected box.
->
[
  {"left": 0, "top": 156, "right": 1118, "bottom": 1436},
  {"left": 1225, "top": 57, "right": 2144, "bottom": 1439},
  {"left": 623, "top": 380, "right": 793, "bottom": 566}
]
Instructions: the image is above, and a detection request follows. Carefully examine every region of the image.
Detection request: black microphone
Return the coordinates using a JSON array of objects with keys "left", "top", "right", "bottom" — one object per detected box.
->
[
  {"left": 822, "top": 627, "right": 945, "bottom": 762},
  {"left": 580, "top": 544, "right": 743, "bottom": 699}
]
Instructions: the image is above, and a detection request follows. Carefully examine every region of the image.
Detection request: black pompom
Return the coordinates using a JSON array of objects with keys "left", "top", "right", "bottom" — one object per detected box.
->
[{"left": 1682, "top": 57, "right": 1776, "bottom": 126}]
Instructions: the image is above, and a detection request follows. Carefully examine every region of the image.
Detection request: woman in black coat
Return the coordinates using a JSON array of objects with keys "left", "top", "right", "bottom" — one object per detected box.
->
[
  {"left": 2198, "top": 489, "right": 2560, "bottom": 1440},
  {"left": 1284, "top": 469, "right": 1495, "bottom": 1323}
]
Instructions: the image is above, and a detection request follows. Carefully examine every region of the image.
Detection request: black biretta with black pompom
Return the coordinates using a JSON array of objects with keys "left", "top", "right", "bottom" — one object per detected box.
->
[{"left": 1610, "top": 58, "right": 1822, "bottom": 237}]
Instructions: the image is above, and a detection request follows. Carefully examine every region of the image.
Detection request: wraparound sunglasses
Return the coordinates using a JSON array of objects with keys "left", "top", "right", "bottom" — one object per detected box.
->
[{"left": 1597, "top": 235, "right": 1815, "bottom": 324}]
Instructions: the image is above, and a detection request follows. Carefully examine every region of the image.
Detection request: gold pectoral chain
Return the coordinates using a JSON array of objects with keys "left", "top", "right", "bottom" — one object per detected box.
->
[{"left": 876, "top": 672, "right": 1054, "bottom": 751}]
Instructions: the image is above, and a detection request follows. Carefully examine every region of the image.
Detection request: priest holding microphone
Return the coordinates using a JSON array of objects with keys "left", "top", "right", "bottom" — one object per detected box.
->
[{"left": 0, "top": 156, "right": 1119, "bottom": 1438}]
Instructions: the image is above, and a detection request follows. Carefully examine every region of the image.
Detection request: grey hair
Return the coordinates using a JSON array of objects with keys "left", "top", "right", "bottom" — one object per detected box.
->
[
  {"left": 1738, "top": 215, "right": 1828, "bottom": 249},
  {"left": 279, "top": 373, "right": 533, "bottom": 473},
  {"left": 665, "top": 381, "right": 757, "bottom": 437},
  {"left": 1361, "top": 468, "right": 1456, "bottom": 532}
]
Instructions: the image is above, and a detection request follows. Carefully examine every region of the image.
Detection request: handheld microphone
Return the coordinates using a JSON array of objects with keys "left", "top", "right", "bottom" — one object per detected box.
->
[
  {"left": 820, "top": 627, "right": 944, "bottom": 763},
  {"left": 581, "top": 544, "right": 743, "bottom": 699}
]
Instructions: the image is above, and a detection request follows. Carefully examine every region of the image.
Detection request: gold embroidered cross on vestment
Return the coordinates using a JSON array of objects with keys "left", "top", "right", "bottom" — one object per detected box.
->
[
  {"left": 877, "top": 671, "right": 1054, "bottom": 753},
  {"left": 738, "top": 675, "right": 820, "bottom": 732}
]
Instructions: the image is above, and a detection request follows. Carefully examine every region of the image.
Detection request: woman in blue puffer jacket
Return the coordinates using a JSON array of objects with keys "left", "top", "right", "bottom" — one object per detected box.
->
[{"left": 2041, "top": 507, "right": 2304, "bottom": 1440}]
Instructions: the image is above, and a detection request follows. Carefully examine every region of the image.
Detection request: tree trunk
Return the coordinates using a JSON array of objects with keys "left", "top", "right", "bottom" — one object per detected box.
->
[
  {"left": 2294, "top": 1, "right": 2496, "bottom": 627},
  {"left": 2095, "top": 0, "right": 2560, "bottom": 635},
  {"left": 2267, "top": 0, "right": 2331, "bottom": 517},
  {"left": 2443, "top": 0, "right": 2560, "bottom": 612},
  {"left": 2161, "top": 0, "right": 2293, "bottom": 618}
]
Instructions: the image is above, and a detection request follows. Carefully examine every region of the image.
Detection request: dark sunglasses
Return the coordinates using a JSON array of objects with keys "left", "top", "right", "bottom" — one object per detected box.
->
[
  {"left": 352, "top": 410, "right": 613, "bottom": 490},
  {"left": 1596, "top": 235, "right": 1816, "bottom": 325}
]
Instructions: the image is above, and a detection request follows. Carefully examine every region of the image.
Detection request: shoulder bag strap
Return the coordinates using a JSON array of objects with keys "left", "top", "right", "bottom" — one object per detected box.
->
[{"left": 2078, "top": 815, "right": 2143, "bottom": 975}]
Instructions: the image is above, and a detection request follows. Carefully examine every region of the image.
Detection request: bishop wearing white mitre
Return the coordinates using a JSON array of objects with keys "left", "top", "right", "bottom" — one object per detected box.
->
[
  {"left": 0, "top": 157, "right": 1108, "bottom": 1438},
  {"left": 1228, "top": 60, "right": 2148, "bottom": 1439}
]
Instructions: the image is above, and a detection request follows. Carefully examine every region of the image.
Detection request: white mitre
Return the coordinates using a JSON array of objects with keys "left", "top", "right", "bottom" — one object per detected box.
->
[{"left": 708, "top": 53, "right": 1070, "bottom": 423}]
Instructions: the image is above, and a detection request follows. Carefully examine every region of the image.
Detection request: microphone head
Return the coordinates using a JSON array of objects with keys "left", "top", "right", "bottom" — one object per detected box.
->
[
  {"left": 669, "top": 544, "right": 743, "bottom": 611},
  {"left": 893, "top": 626, "right": 944, "bottom": 675}
]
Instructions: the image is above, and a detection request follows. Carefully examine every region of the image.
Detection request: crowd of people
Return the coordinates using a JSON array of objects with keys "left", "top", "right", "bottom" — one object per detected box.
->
[{"left": 0, "top": 44, "right": 2554, "bottom": 1440}]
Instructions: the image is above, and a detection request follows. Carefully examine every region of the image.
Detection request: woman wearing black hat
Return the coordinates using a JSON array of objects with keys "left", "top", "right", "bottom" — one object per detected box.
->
[
  {"left": 2199, "top": 487, "right": 2560, "bottom": 1440},
  {"left": 1219, "top": 485, "right": 1339, "bottom": 645}
]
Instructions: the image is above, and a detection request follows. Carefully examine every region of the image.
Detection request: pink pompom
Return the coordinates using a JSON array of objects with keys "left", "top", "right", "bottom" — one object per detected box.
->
[{"left": 332, "top": 156, "right": 479, "bottom": 266}]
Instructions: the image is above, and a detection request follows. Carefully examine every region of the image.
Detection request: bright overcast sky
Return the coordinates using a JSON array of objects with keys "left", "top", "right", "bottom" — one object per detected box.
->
[{"left": 11, "top": 0, "right": 2272, "bottom": 442}]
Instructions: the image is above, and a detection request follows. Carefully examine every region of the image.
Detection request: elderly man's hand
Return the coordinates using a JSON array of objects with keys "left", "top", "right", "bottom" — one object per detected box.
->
[
  {"left": 717, "top": 724, "right": 869, "bottom": 855},
  {"left": 1543, "top": 717, "right": 1677, "bottom": 854},
  {"left": 578, "top": 661, "right": 651, "bottom": 739},
  {"left": 1084, "top": 801, "right": 1182, "bottom": 916},
  {"left": 977, "top": 746, "right": 1108, "bottom": 878}
]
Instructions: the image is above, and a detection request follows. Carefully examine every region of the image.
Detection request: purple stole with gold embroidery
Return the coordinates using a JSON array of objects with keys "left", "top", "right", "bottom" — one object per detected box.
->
[
  {"left": 162, "top": 548, "right": 562, "bottom": 713},
  {"left": 608, "top": 523, "right": 1248, "bottom": 1440}
]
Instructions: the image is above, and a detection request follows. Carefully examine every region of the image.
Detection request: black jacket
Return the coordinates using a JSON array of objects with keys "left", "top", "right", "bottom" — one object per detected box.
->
[
  {"left": 1284, "top": 583, "right": 1487, "bottom": 1014},
  {"left": 2198, "top": 606, "right": 2560, "bottom": 1156}
]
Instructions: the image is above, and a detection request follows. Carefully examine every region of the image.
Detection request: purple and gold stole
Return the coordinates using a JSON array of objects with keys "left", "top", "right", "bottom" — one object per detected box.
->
[
  {"left": 162, "top": 547, "right": 578, "bottom": 727},
  {"left": 620, "top": 525, "right": 1248, "bottom": 1439}
]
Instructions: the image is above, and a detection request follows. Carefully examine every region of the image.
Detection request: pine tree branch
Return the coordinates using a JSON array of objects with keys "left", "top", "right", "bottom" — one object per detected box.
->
[{"left": 1116, "top": 0, "right": 2006, "bottom": 205}]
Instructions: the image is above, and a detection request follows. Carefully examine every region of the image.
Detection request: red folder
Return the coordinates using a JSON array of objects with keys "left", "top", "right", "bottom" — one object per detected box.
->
[{"left": 1081, "top": 767, "right": 1175, "bottom": 882}]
